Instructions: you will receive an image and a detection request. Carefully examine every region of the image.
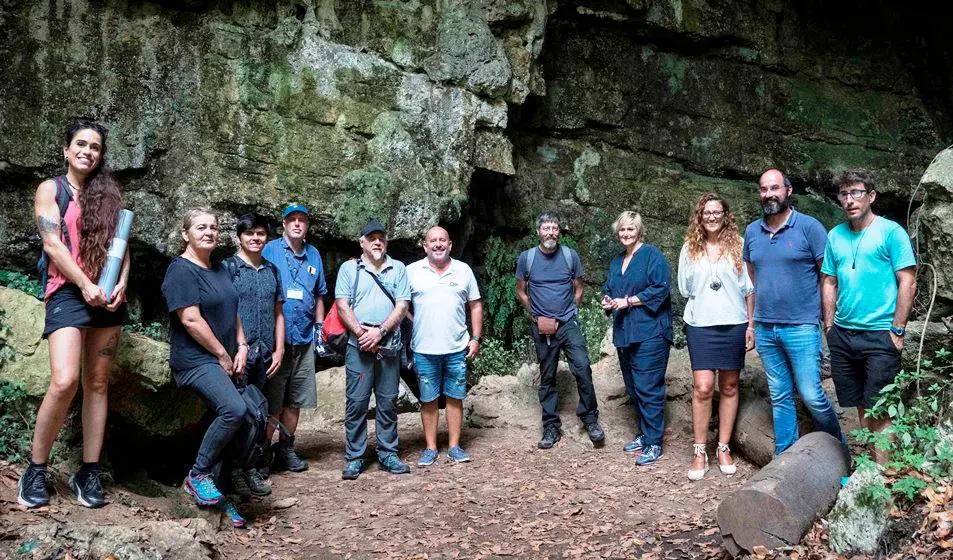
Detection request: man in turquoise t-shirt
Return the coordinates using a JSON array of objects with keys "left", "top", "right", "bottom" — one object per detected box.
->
[{"left": 821, "top": 170, "right": 917, "bottom": 463}]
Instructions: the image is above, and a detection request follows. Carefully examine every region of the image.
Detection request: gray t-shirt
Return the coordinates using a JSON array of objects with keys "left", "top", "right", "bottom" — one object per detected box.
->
[
  {"left": 335, "top": 255, "right": 411, "bottom": 347},
  {"left": 515, "top": 245, "right": 583, "bottom": 322}
]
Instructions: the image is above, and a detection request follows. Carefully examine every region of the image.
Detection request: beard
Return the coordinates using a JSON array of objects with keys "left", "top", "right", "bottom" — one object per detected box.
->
[
  {"left": 761, "top": 197, "right": 790, "bottom": 216},
  {"left": 369, "top": 248, "right": 384, "bottom": 260},
  {"left": 541, "top": 239, "right": 558, "bottom": 250}
]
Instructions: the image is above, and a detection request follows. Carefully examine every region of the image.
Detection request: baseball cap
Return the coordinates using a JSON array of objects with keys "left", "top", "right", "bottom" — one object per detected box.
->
[
  {"left": 360, "top": 219, "right": 387, "bottom": 237},
  {"left": 282, "top": 203, "right": 309, "bottom": 219}
]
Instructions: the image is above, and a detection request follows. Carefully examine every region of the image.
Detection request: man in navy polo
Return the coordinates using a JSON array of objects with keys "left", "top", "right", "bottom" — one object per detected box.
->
[
  {"left": 743, "top": 169, "right": 846, "bottom": 456},
  {"left": 261, "top": 204, "right": 328, "bottom": 473}
]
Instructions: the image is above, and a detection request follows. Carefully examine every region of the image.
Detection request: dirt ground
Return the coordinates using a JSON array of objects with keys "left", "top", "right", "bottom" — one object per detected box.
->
[{"left": 0, "top": 415, "right": 753, "bottom": 560}]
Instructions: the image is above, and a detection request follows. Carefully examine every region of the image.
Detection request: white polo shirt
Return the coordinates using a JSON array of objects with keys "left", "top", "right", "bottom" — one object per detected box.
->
[{"left": 407, "top": 257, "right": 481, "bottom": 355}]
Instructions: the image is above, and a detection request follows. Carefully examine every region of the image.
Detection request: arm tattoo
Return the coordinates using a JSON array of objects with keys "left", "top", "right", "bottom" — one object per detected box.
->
[{"left": 37, "top": 215, "right": 60, "bottom": 235}]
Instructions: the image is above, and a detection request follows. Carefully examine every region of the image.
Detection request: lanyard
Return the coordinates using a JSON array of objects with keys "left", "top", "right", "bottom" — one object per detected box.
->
[{"left": 284, "top": 247, "right": 308, "bottom": 290}]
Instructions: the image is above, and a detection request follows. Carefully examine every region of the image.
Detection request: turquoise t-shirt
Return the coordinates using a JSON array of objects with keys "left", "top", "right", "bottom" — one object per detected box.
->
[{"left": 821, "top": 216, "right": 915, "bottom": 330}]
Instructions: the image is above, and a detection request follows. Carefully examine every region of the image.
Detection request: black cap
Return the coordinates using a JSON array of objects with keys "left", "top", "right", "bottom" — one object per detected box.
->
[{"left": 360, "top": 219, "right": 387, "bottom": 237}]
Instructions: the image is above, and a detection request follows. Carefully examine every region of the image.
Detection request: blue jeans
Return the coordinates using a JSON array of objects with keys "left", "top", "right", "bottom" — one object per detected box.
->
[
  {"left": 173, "top": 362, "right": 248, "bottom": 474},
  {"left": 414, "top": 350, "right": 468, "bottom": 402},
  {"left": 754, "top": 323, "right": 846, "bottom": 455},
  {"left": 617, "top": 335, "right": 670, "bottom": 447},
  {"left": 344, "top": 345, "right": 400, "bottom": 461}
]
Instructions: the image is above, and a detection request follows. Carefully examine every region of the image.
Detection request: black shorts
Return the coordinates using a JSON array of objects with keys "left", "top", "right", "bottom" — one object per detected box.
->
[
  {"left": 826, "top": 325, "right": 901, "bottom": 409},
  {"left": 43, "top": 283, "right": 127, "bottom": 338}
]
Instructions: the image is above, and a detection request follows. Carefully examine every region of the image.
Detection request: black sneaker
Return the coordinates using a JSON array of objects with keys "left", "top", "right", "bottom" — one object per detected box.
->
[
  {"left": 69, "top": 468, "right": 106, "bottom": 508},
  {"left": 229, "top": 468, "right": 252, "bottom": 499},
  {"left": 274, "top": 440, "right": 309, "bottom": 473},
  {"left": 245, "top": 469, "right": 272, "bottom": 497},
  {"left": 538, "top": 426, "right": 562, "bottom": 449},
  {"left": 17, "top": 465, "right": 50, "bottom": 508},
  {"left": 585, "top": 421, "right": 606, "bottom": 447}
]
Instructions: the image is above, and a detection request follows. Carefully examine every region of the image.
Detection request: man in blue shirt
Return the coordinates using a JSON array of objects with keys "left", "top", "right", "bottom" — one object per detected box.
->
[
  {"left": 743, "top": 169, "right": 846, "bottom": 456},
  {"left": 335, "top": 219, "right": 412, "bottom": 480},
  {"left": 822, "top": 170, "right": 916, "bottom": 464},
  {"left": 261, "top": 204, "right": 328, "bottom": 474},
  {"left": 516, "top": 212, "right": 604, "bottom": 450}
]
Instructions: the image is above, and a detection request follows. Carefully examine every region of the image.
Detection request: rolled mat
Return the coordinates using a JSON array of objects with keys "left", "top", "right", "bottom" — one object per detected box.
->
[{"left": 97, "top": 209, "right": 135, "bottom": 301}]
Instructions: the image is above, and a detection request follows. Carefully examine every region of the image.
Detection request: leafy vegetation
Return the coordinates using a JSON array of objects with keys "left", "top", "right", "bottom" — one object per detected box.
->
[
  {"left": 851, "top": 348, "right": 953, "bottom": 503},
  {"left": 0, "top": 270, "right": 42, "bottom": 299},
  {"left": 122, "top": 309, "right": 165, "bottom": 340},
  {"left": 0, "top": 307, "right": 36, "bottom": 463}
]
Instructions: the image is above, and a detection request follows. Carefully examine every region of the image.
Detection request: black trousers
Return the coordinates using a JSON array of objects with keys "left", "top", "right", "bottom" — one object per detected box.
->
[{"left": 531, "top": 317, "right": 599, "bottom": 429}]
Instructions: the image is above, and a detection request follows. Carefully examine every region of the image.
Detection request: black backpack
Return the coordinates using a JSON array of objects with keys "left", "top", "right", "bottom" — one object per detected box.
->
[
  {"left": 35, "top": 176, "right": 73, "bottom": 298},
  {"left": 231, "top": 383, "right": 290, "bottom": 471}
]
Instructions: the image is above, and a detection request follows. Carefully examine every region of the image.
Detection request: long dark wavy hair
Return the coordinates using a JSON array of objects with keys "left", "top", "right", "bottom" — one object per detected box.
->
[
  {"left": 684, "top": 193, "right": 744, "bottom": 275},
  {"left": 65, "top": 119, "right": 123, "bottom": 279}
]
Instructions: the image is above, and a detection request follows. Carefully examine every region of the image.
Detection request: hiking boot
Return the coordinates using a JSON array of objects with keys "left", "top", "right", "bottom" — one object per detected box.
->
[
  {"left": 229, "top": 468, "right": 252, "bottom": 499},
  {"left": 245, "top": 469, "right": 271, "bottom": 496},
  {"left": 537, "top": 426, "right": 562, "bottom": 449},
  {"left": 417, "top": 448, "right": 439, "bottom": 467},
  {"left": 447, "top": 446, "right": 471, "bottom": 464},
  {"left": 257, "top": 446, "right": 274, "bottom": 479},
  {"left": 585, "top": 421, "right": 606, "bottom": 446},
  {"left": 342, "top": 459, "right": 365, "bottom": 480},
  {"left": 378, "top": 454, "right": 410, "bottom": 475},
  {"left": 635, "top": 444, "right": 664, "bottom": 466},
  {"left": 184, "top": 472, "right": 224, "bottom": 506},
  {"left": 69, "top": 468, "right": 106, "bottom": 508},
  {"left": 623, "top": 435, "right": 644, "bottom": 454},
  {"left": 219, "top": 499, "right": 247, "bottom": 529},
  {"left": 273, "top": 439, "right": 309, "bottom": 473},
  {"left": 17, "top": 464, "right": 49, "bottom": 508}
]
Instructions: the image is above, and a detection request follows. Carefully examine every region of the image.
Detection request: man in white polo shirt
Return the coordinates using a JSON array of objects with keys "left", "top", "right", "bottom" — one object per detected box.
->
[{"left": 407, "top": 226, "right": 484, "bottom": 466}]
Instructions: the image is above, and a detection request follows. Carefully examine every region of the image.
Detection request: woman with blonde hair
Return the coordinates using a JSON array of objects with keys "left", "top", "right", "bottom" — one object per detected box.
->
[
  {"left": 677, "top": 193, "right": 754, "bottom": 481},
  {"left": 601, "top": 210, "right": 673, "bottom": 466},
  {"left": 161, "top": 208, "right": 249, "bottom": 527}
]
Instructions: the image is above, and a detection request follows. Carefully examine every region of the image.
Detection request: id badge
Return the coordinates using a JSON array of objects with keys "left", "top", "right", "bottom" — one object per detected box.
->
[
  {"left": 307, "top": 265, "right": 316, "bottom": 275},
  {"left": 287, "top": 289, "right": 304, "bottom": 300}
]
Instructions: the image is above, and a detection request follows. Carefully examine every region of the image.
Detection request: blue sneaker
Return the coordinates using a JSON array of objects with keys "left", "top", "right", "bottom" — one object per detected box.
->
[
  {"left": 184, "top": 472, "right": 223, "bottom": 506},
  {"left": 342, "top": 459, "right": 364, "bottom": 480},
  {"left": 219, "top": 499, "right": 247, "bottom": 529},
  {"left": 623, "top": 435, "right": 644, "bottom": 454},
  {"left": 417, "top": 449, "right": 439, "bottom": 467},
  {"left": 447, "top": 446, "right": 471, "bottom": 464},
  {"left": 635, "top": 444, "right": 663, "bottom": 466},
  {"left": 378, "top": 454, "right": 410, "bottom": 475}
]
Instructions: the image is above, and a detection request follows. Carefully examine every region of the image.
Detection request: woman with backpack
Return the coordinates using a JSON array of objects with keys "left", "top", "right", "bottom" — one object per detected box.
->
[
  {"left": 18, "top": 119, "right": 130, "bottom": 510},
  {"left": 161, "top": 208, "right": 250, "bottom": 527}
]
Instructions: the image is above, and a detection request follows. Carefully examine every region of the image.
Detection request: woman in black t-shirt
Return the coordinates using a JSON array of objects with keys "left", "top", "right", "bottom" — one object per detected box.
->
[{"left": 161, "top": 208, "right": 249, "bottom": 523}]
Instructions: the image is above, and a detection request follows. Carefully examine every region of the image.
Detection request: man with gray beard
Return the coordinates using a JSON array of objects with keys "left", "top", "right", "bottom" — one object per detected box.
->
[
  {"left": 516, "top": 212, "right": 604, "bottom": 450},
  {"left": 743, "top": 169, "right": 847, "bottom": 457}
]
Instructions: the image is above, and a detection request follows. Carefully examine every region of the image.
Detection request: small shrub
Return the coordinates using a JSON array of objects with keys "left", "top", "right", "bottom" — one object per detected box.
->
[
  {"left": 0, "top": 380, "right": 34, "bottom": 463},
  {"left": 471, "top": 337, "right": 518, "bottom": 383},
  {"left": 0, "top": 270, "right": 42, "bottom": 299},
  {"left": 122, "top": 309, "right": 165, "bottom": 340}
]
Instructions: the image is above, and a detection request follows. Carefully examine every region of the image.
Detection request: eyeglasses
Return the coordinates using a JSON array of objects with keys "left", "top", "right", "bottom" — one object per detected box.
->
[
  {"left": 837, "top": 189, "right": 868, "bottom": 201},
  {"left": 702, "top": 211, "right": 725, "bottom": 219}
]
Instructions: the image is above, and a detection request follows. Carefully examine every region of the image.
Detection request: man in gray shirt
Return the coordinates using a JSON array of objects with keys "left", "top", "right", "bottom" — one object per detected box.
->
[
  {"left": 335, "top": 220, "right": 411, "bottom": 480},
  {"left": 516, "top": 212, "right": 604, "bottom": 449}
]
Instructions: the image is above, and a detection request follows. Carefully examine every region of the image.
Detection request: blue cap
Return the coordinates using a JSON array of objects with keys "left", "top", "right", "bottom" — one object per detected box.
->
[{"left": 282, "top": 204, "right": 309, "bottom": 219}]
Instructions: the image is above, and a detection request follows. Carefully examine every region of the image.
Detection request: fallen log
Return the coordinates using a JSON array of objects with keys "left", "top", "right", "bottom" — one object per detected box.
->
[
  {"left": 717, "top": 432, "right": 850, "bottom": 556},
  {"left": 730, "top": 379, "right": 813, "bottom": 467}
]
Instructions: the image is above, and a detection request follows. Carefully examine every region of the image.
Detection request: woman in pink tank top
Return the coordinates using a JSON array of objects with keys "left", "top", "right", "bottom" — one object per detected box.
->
[{"left": 18, "top": 119, "right": 129, "bottom": 510}]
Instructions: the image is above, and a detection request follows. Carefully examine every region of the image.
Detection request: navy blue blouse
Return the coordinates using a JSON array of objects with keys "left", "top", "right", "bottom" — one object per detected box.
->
[{"left": 602, "top": 244, "right": 673, "bottom": 347}]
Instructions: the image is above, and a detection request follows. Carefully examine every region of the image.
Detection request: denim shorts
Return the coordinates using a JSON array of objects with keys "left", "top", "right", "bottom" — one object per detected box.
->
[{"left": 413, "top": 350, "right": 468, "bottom": 403}]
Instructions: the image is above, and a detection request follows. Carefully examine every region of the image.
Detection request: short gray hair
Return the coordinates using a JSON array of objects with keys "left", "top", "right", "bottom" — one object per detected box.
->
[
  {"left": 536, "top": 211, "right": 560, "bottom": 229},
  {"left": 612, "top": 210, "right": 643, "bottom": 241}
]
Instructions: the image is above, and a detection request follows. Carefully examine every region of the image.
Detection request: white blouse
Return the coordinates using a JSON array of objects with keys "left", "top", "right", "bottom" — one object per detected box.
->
[{"left": 677, "top": 243, "right": 754, "bottom": 327}]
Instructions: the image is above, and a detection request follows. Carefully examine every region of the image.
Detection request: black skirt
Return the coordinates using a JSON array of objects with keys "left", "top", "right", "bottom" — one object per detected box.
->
[
  {"left": 43, "top": 283, "right": 127, "bottom": 338},
  {"left": 685, "top": 323, "right": 746, "bottom": 371}
]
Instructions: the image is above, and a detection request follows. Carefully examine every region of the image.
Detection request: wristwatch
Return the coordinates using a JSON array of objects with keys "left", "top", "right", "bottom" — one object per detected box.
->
[
  {"left": 378, "top": 325, "right": 390, "bottom": 338},
  {"left": 889, "top": 325, "right": 906, "bottom": 337},
  {"left": 472, "top": 336, "right": 482, "bottom": 343}
]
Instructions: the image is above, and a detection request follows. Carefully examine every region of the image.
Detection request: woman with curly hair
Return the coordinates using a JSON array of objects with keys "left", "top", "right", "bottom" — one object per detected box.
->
[
  {"left": 19, "top": 119, "right": 130, "bottom": 509},
  {"left": 677, "top": 193, "right": 754, "bottom": 481}
]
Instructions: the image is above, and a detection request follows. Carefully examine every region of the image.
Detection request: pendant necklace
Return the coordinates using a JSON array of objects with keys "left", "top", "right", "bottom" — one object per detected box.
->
[{"left": 850, "top": 218, "right": 873, "bottom": 270}]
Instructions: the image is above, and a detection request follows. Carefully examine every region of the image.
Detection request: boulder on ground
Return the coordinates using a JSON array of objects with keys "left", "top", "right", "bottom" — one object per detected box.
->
[
  {"left": 828, "top": 467, "right": 891, "bottom": 554},
  {"left": 18, "top": 519, "right": 217, "bottom": 560}
]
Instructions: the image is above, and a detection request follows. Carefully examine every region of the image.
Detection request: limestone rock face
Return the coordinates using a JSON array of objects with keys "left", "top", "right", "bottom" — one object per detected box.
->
[
  {"left": 0, "top": 286, "right": 202, "bottom": 438},
  {"left": 828, "top": 467, "right": 891, "bottom": 554},
  {"left": 18, "top": 519, "right": 217, "bottom": 560},
  {"left": 0, "top": 0, "right": 544, "bottom": 263}
]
